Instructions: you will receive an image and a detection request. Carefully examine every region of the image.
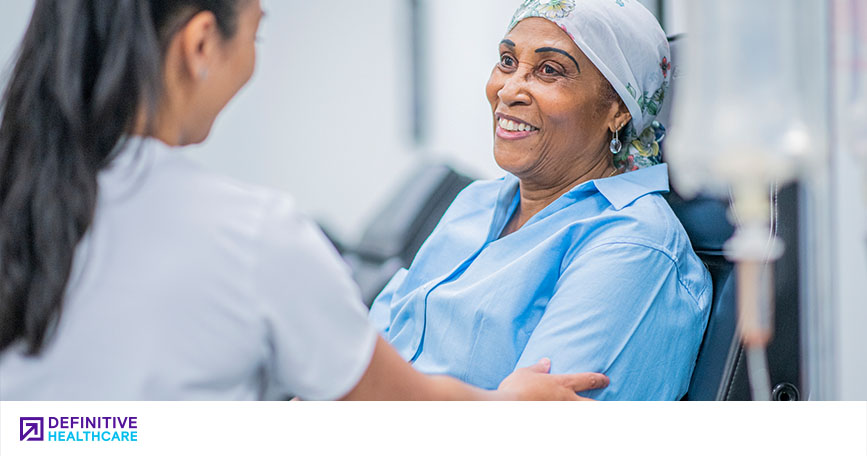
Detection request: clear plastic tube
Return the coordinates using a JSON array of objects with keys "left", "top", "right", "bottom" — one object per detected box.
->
[{"left": 746, "top": 346, "right": 772, "bottom": 401}]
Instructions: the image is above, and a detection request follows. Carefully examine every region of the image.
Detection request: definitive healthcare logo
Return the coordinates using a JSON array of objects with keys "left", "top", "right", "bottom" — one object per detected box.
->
[
  {"left": 19, "top": 415, "right": 138, "bottom": 443},
  {"left": 19, "top": 417, "right": 43, "bottom": 441}
]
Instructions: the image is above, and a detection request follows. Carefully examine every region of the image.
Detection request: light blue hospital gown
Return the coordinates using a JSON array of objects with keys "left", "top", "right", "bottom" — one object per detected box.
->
[{"left": 369, "top": 164, "right": 711, "bottom": 400}]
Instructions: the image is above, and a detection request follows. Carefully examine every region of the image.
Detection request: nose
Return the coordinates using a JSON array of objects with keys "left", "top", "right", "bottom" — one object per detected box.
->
[{"left": 497, "top": 68, "right": 532, "bottom": 107}]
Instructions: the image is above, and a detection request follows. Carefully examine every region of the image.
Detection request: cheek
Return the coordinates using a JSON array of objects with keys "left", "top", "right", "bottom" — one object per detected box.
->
[
  {"left": 539, "top": 91, "right": 577, "bottom": 121},
  {"left": 541, "top": 92, "right": 597, "bottom": 132},
  {"left": 237, "top": 42, "right": 256, "bottom": 84},
  {"left": 485, "top": 72, "right": 502, "bottom": 108},
  {"left": 207, "top": 42, "right": 255, "bottom": 114}
]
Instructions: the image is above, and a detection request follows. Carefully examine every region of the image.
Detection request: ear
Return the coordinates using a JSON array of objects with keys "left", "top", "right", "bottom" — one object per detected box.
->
[
  {"left": 607, "top": 102, "right": 632, "bottom": 133},
  {"left": 177, "top": 11, "right": 221, "bottom": 81}
]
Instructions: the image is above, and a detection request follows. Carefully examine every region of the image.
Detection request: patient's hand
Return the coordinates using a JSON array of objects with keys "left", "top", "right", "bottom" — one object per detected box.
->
[{"left": 497, "top": 358, "right": 608, "bottom": 401}]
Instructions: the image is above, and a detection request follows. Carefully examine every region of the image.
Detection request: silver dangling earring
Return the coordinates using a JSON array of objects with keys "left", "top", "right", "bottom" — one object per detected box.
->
[{"left": 609, "top": 129, "right": 622, "bottom": 155}]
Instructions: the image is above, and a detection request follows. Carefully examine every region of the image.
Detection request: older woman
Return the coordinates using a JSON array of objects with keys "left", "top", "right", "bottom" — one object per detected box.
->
[{"left": 369, "top": 0, "right": 711, "bottom": 400}]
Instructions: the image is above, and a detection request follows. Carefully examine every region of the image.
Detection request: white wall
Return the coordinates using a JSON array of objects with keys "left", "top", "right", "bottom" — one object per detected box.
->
[
  {"left": 832, "top": 119, "right": 867, "bottom": 400},
  {"left": 662, "top": 0, "right": 688, "bottom": 35},
  {"left": 0, "top": 1, "right": 34, "bottom": 74},
  {"left": 829, "top": 0, "right": 867, "bottom": 400},
  {"left": 419, "top": 0, "right": 515, "bottom": 179},
  {"left": 184, "top": 0, "right": 419, "bottom": 243}
]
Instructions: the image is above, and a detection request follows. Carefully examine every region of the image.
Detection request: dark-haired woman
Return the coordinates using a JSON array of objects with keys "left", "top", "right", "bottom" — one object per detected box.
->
[{"left": 0, "top": 0, "right": 607, "bottom": 400}]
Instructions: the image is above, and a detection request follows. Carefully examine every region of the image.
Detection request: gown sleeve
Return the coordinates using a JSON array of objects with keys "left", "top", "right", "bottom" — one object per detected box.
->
[{"left": 514, "top": 241, "right": 709, "bottom": 400}]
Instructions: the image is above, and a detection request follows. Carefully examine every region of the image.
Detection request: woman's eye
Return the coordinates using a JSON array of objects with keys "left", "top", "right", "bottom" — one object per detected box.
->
[
  {"left": 542, "top": 64, "right": 560, "bottom": 75},
  {"left": 500, "top": 55, "right": 515, "bottom": 67}
]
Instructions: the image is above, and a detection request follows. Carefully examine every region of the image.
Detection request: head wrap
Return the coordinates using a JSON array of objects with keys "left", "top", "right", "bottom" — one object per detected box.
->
[{"left": 507, "top": 0, "right": 670, "bottom": 171}]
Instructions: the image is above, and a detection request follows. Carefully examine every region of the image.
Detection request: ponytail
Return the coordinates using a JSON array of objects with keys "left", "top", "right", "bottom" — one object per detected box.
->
[{"left": 0, "top": 0, "right": 243, "bottom": 354}]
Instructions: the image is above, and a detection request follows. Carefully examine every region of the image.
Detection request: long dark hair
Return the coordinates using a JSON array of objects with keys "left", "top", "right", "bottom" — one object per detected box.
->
[{"left": 0, "top": 0, "right": 245, "bottom": 355}]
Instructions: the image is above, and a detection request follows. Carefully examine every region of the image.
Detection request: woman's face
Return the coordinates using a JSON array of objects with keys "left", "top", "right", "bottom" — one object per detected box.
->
[
  {"left": 486, "top": 18, "right": 625, "bottom": 185},
  {"left": 168, "top": 0, "right": 264, "bottom": 145}
]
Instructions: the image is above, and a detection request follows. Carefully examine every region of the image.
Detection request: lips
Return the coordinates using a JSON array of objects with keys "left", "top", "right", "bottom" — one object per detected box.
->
[{"left": 495, "top": 113, "right": 539, "bottom": 140}]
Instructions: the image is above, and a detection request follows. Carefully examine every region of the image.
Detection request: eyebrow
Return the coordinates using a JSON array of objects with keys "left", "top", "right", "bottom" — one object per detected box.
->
[
  {"left": 535, "top": 47, "right": 580, "bottom": 72},
  {"left": 500, "top": 39, "right": 516, "bottom": 48}
]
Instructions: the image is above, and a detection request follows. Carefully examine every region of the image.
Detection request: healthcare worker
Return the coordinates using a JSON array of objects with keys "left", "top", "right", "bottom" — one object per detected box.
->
[{"left": 0, "top": 0, "right": 607, "bottom": 400}]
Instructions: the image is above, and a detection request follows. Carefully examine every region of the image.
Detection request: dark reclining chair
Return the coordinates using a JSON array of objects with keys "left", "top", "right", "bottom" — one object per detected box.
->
[{"left": 665, "top": 192, "right": 739, "bottom": 400}]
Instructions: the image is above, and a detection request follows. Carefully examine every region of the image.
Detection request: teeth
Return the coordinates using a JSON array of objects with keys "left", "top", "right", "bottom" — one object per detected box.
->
[{"left": 498, "top": 117, "right": 535, "bottom": 132}]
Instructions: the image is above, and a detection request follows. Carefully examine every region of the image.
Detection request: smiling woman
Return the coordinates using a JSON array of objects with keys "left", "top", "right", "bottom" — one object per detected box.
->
[{"left": 369, "top": 0, "right": 712, "bottom": 400}]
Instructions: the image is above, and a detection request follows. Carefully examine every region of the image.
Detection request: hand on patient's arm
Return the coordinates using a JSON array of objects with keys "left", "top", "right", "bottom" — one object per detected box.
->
[
  {"left": 497, "top": 358, "right": 608, "bottom": 401},
  {"left": 339, "top": 336, "right": 608, "bottom": 401}
]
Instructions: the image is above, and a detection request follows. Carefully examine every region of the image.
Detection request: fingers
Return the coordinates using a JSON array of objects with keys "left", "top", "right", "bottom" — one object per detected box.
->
[
  {"left": 554, "top": 372, "right": 610, "bottom": 392},
  {"left": 526, "top": 358, "right": 552, "bottom": 374},
  {"left": 561, "top": 391, "right": 581, "bottom": 401}
]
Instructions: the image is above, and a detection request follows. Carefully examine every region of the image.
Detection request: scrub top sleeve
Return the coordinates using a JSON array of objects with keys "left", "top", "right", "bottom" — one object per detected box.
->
[
  {"left": 254, "top": 195, "right": 378, "bottom": 401},
  {"left": 514, "top": 242, "right": 705, "bottom": 401}
]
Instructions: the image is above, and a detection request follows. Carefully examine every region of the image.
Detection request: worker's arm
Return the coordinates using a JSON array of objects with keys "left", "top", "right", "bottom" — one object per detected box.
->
[{"left": 340, "top": 336, "right": 608, "bottom": 401}]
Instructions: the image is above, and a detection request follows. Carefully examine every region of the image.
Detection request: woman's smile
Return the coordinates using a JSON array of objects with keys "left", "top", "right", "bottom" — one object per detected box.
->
[{"left": 496, "top": 113, "right": 540, "bottom": 140}]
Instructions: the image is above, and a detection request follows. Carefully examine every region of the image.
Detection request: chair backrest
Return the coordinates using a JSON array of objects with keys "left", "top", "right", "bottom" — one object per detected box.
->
[
  {"left": 658, "top": 35, "right": 743, "bottom": 400},
  {"left": 342, "top": 164, "right": 474, "bottom": 305}
]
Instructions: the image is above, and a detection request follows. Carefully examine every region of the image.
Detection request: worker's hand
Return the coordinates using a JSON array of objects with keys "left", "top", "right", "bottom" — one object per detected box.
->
[{"left": 497, "top": 358, "right": 608, "bottom": 401}]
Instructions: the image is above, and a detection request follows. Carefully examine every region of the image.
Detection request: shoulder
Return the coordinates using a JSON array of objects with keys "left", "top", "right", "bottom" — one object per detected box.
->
[
  {"left": 99, "top": 143, "right": 321, "bottom": 272},
  {"left": 166, "top": 154, "right": 291, "bottom": 213},
  {"left": 146, "top": 153, "right": 309, "bottom": 240},
  {"left": 566, "top": 192, "right": 711, "bottom": 308},
  {"left": 460, "top": 176, "right": 511, "bottom": 194},
  {"left": 172, "top": 158, "right": 336, "bottom": 270},
  {"left": 583, "top": 192, "right": 683, "bottom": 259},
  {"left": 423, "top": 175, "right": 513, "bottom": 230},
  {"left": 164, "top": 155, "right": 359, "bottom": 310},
  {"left": 450, "top": 176, "right": 510, "bottom": 206}
]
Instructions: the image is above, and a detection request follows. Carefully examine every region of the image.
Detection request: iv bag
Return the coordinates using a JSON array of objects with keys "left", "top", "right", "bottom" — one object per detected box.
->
[{"left": 666, "top": 0, "right": 816, "bottom": 199}]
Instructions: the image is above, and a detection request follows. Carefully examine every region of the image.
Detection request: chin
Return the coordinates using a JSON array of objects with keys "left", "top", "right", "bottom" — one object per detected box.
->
[
  {"left": 493, "top": 146, "right": 531, "bottom": 176},
  {"left": 182, "top": 124, "right": 215, "bottom": 147}
]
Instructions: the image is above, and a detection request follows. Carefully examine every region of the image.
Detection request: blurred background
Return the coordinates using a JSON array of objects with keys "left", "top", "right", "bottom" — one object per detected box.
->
[
  {"left": 0, "top": 0, "right": 675, "bottom": 244},
  {"left": 1, "top": 0, "right": 864, "bottom": 400}
]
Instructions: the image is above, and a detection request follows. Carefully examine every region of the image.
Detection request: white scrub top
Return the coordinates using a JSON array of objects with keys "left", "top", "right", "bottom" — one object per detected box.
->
[{"left": 0, "top": 137, "right": 377, "bottom": 400}]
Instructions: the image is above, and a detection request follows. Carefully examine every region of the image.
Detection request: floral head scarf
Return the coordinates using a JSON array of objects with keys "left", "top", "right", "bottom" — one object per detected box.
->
[{"left": 508, "top": 0, "right": 670, "bottom": 171}]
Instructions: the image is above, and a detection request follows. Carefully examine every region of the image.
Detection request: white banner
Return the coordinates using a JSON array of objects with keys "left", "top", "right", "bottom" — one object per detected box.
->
[{"left": 1, "top": 401, "right": 865, "bottom": 455}]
